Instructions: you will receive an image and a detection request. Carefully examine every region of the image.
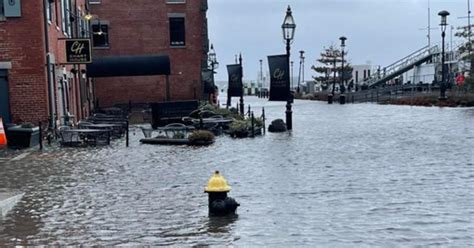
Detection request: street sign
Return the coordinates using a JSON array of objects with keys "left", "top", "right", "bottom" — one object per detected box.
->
[{"left": 65, "top": 39, "right": 92, "bottom": 64}]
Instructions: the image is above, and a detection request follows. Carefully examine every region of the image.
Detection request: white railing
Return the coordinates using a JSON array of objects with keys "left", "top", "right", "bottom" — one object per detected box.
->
[{"left": 363, "top": 45, "right": 440, "bottom": 87}]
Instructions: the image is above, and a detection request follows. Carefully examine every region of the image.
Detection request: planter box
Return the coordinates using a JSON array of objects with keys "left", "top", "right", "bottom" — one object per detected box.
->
[{"left": 6, "top": 126, "right": 40, "bottom": 149}]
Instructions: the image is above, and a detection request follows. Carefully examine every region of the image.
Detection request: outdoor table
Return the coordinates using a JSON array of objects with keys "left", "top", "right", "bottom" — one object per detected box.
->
[
  {"left": 146, "top": 124, "right": 195, "bottom": 139},
  {"left": 61, "top": 129, "right": 111, "bottom": 146},
  {"left": 190, "top": 118, "right": 233, "bottom": 125},
  {"left": 87, "top": 123, "right": 124, "bottom": 137}
]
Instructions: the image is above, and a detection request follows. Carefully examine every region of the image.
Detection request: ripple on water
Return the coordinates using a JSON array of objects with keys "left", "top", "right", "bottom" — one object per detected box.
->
[{"left": 0, "top": 97, "right": 473, "bottom": 246}]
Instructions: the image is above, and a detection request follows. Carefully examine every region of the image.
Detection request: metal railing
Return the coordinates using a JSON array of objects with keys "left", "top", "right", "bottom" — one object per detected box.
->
[{"left": 361, "top": 45, "right": 440, "bottom": 87}]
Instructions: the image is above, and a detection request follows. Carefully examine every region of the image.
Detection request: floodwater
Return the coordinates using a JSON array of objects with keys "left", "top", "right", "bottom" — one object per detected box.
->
[{"left": 0, "top": 96, "right": 473, "bottom": 246}]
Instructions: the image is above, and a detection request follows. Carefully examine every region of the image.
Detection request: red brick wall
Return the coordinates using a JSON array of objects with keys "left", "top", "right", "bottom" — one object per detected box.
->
[
  {"left": 0, "top": 0, "right": 89, "bottom": 125},
  {"left": 90, "top": 0, "right": 207, "bottom": 107},
  {"left": 0, "top": 1, "right": 48, "bottom": 124}
]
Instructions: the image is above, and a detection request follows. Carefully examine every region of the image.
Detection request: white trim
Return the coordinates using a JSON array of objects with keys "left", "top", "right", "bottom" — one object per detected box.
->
[
  {"left": 166, "top": 0, "right": 186, "bottom": 4},
  {"left": 0, "top": 62, "right": 12, "bottom": 69},
  {"left": 168, "top": 13, "right": 186, "bottom": 18}
]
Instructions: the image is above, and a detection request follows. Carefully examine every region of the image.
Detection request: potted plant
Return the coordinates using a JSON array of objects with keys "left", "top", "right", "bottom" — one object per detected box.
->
[
  {"left": 188, "top": 130, "right": 215, "bottom": 146},
  {"left": 7, "top": 122, "right": 40, "bottom": 148}
]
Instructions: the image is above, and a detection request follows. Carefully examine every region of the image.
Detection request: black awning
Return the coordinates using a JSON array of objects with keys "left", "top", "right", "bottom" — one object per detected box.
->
[{"left": 86, "top": 55, "right": 171, "bottom": 77}]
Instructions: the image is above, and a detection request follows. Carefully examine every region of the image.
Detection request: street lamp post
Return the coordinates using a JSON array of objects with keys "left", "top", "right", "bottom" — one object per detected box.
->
[
  {"left": 282, "top": 5, "right": 296, "bottom": 130},
  {"left": 328, "top": 53, "right": 336, "bottom": 104},
  {"left": 339, "top": 36, "right": 347, "bottom": 104},
  {"left": 239, "top": 54, "right": 244, "bottom": 116},
  {"left": 259, "top": 59, "right": 263, "bottom": 96},
  {"left": 298, "top": 50, "right": 304, "bottom": 94},
  {"left": 208, "top": 44, "right": 219, "bottom": 103},
  {"left": 438, "top": 10, "right": 449, "bottom": 100}
]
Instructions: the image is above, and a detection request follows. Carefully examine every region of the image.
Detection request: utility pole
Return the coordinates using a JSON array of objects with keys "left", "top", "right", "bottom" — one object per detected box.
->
[
  {"left": 420, "top": 0, "right": 437, "bottom": 47},
  {"left": 459, "top": 0, "right": 473, "bottom": 56}
]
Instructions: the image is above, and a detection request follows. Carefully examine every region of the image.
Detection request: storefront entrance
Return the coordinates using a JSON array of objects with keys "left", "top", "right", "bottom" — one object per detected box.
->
[{"left": 0, "top": 70, "right": 10, "bottom": 123}]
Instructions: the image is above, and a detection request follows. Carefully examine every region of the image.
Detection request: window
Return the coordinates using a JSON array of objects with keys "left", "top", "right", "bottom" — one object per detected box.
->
[
  {"left": 55, "top": 0, "right": 60, "bottom": 26},
  {"left": 61, "top": 0, "right": 67, "bottom": 32},
  {"left": 368, "top": 69, "right": 371, "bottom": 77},
  {"left": 46, "top": 1, "right": 52, "bottom": 22},
  {"left": 169, "top": 17, "right": 185, "bottom": 47},
  {"left": 355, "top": 71, "right": 359, "bottom": 83},
  {"left": 92, "top": 22, "right": 109, "bottom": 47},
  {"left": 0, "top": 1, "right": 4, "bottom": 17},
  {"left": 166, "top": 0, "right": 186, "bottom": 3},
  {"left": 65, "top": 0, "right": 72, "bottom": 36},
  {"left": 79, "top": 15, "right": 86, "bottom": 37}
]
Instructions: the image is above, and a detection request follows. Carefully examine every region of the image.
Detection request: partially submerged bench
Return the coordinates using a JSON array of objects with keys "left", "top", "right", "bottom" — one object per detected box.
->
[{"left": 151, "top": 100, "right": 199, "bottom": 128}]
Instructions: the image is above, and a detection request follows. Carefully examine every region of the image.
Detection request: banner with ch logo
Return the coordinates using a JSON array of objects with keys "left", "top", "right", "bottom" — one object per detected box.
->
[
  {"left": 201, "top": 69, "right": 214, "bottom": 94},
  {"left": 268, "top": 54, "right": 289, "bottom": 101},
  {"left": 227, "top": 64, "right": 243, "bottom": 97},
  {"left": 65, "top": 39, "right": 92, "bottom": 64}
]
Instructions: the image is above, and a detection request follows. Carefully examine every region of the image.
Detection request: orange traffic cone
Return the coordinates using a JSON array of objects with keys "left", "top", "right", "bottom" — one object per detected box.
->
[{"left": 0, "top": 117, "right": 7, "bottom": 147}]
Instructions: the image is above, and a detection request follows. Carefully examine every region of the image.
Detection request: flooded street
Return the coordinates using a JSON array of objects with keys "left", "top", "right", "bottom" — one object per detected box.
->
[{"left": 0, "top": 97, "right": 473, "bottom": 246}]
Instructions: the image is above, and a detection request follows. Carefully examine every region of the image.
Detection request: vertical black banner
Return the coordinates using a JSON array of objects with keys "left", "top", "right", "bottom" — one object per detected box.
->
[
  {"left": 227, "top": 64, "right": 243, "bottom": 97},
  {"left": 268, "top": 54, "right": 289, "bottom": 101},
  {"left": 201, "top": 69, "right": 214, "bottom": 94}
]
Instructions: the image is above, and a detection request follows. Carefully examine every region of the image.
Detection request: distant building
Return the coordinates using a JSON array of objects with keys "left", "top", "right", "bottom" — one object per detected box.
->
[
  {"left": 1, "top": 1, "right": 92, "bottom": 127},
  {"left": 352, "top": 64, "right": 377, "bottom": 86},
  {"left": 89, "top": 0, "right": 209, "bottom": 107}
]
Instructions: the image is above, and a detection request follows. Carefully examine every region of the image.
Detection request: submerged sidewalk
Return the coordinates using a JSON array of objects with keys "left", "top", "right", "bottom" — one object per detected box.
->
[{"left": 0, "top": 191, "right": 24, "bottom": 218}]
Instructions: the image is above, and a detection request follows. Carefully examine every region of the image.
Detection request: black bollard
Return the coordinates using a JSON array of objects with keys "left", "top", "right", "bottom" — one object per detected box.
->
[
  {"left": 251, "top": 112, "right": 255, "bottom": 137},
  {"left": 39, "top": 121, "right": 43, "bottom": 150},
  {"left": 328, "top": 94, "right": 333, "bottom": 104},
  {"left": 239, "top": 96, "right": 244, "bottom": 116},
  {"left": 248, "top": 105, "right": 251, "bottom": 118},
  {"left": 126, "top": 120, "right": 129, "bottom": 147},
  {"left": 262, "top": 107, "right": 266, "bottom": 135},
  {"left": 339, "top": 94, "right": 346, "bottom": 104}
]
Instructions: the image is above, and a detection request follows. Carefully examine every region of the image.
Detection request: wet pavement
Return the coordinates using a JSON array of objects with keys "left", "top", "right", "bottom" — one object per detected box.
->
[{"left": 0, "top": 96, "right": 473, "bottom": 246}]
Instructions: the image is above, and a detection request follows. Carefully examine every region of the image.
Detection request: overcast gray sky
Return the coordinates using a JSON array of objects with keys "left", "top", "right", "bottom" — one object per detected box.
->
[{"left": 208, "top": 0, "right": 468, "bottom": 81}]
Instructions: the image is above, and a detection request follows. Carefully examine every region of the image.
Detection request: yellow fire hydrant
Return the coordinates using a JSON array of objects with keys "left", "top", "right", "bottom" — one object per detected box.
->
[{"left": 204, "top": 171, "right": 239, "bottom": 216}]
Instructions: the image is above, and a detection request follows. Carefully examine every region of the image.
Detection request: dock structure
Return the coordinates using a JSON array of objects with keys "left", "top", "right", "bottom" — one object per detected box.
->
[{"left": 0, "top": 192, "right": 24, "bottom": 218}]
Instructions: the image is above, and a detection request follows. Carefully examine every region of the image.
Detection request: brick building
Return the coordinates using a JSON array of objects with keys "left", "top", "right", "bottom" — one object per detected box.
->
[
  {"left": 0, "top": 0, "right": 93, "bottom": 127},
  {"left": 89, "top": 0, "right": 209, "bottom": 107}
]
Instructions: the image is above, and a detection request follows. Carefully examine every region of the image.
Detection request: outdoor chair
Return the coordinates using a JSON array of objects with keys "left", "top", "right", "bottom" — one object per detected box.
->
[
  {"left": 59, "top": 126, "right": 82, "bottom": 147},
  {"left": 77, "top": 121, "right": 93, "bottom": 129},
  {"left": 141, "top": 127, "right": 154, "bottom": 138}
]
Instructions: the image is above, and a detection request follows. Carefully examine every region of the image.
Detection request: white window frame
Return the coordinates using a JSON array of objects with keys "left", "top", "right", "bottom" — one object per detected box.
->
[
  {"left": 61, "top": 0, "right": 67, "bottom": 33},
  {"left": 166, "top": 0, "right": 186, "bottom": 4},
  {"left": 46, "top": 0, "right": 52, "bottom": 23}
]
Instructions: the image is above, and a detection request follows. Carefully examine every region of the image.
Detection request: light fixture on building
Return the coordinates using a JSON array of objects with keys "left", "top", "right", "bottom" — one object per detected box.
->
[{"left": 84, "top": 12, "right": 94, "bottom": 21}]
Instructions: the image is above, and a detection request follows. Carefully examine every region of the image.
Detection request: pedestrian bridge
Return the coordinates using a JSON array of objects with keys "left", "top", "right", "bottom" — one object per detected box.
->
[{"left": 361, "top": 45, "right": 440, "bottom": 88}]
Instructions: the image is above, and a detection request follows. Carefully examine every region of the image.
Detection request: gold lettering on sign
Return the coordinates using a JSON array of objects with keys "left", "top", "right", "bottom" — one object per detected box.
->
[
  {"left": 71, "top": 41, "right": 85, "bottom": 55},
  {"left": 273, "top": 68, "right": 285, "bottom": 81}
]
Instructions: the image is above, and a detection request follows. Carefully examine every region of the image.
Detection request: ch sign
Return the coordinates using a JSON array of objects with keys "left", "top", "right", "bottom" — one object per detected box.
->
[{"left": 65, "top": 39, "right": 92, "bottom": 64}]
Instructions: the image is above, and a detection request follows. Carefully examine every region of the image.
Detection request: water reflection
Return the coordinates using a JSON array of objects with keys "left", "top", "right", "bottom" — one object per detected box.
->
[
  {"left": 206, "top": 215, "right": 238, "bottom": 234},
  {"left": 0, "top": 97, "right": 473, "bottom": 246}
]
